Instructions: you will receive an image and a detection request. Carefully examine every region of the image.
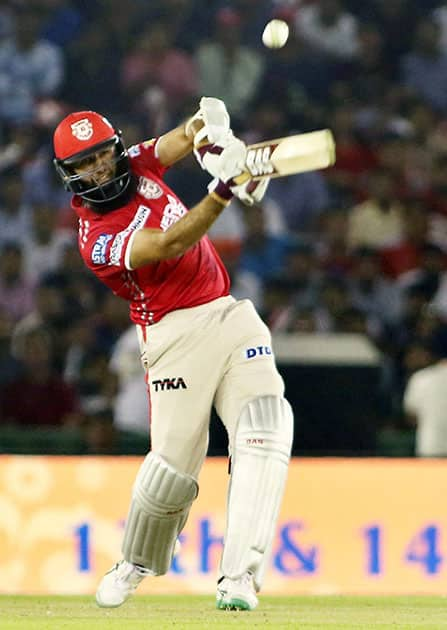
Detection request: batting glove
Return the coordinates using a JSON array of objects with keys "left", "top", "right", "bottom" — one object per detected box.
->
[
  {"left": 209, "top": 176, "right": 271, "bottom": 207},
  {"left": 204, "top": 138, "right": 271, "bottom": 206},
  {"left": 185, "top": 97, "right": 231, "bottom": 153}
]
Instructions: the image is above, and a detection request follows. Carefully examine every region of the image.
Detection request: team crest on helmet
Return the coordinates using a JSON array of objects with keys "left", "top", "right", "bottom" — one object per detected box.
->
[
  {"left": 71, "top": 118, "right": 94, "bottom": 141},
  {"left": 138, "top": 177, "right": 163, "bottom": 200}
]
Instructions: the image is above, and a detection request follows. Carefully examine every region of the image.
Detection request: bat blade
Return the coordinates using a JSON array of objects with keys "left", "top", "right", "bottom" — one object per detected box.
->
[{"left": 237, "top": 129, "right": 336, "bottom": 183}]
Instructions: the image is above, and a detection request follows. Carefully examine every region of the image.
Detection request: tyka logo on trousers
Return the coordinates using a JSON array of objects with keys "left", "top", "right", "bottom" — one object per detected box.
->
[{"left": 152, "top": 377, "right": 187, "bottom": 392}]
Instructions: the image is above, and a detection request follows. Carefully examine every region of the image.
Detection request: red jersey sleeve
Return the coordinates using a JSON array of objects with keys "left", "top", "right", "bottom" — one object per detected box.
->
[{"left": 127, "top": 138, "right": 169, "bottom": 178}]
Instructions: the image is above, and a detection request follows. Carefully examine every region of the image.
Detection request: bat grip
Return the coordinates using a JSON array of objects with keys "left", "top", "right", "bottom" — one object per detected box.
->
[{"left": 233, "top": 171, "right": 252, "bottom": 186}]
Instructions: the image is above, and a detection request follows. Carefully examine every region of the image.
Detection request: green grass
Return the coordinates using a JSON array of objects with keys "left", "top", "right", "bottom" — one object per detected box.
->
[{"left": 0, "top": 595, "right": 446, "bottom": 629}]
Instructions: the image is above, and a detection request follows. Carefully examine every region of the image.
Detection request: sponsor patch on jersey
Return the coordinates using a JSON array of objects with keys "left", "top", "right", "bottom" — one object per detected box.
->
[
  {"left": 244, "top": 345, "right": 273, "bottom": 360},
  {"left": 71, "top": 118, "right": 93, "bottom": 141},
  {"left": 138, "top": 176, "right": 163, "bottom": 200},
  {"left": 109, "top": 205, "right": 151, "bottom": 266},
  {"left": 160, "top": 194, "right": 187, "bottom": 231},
  {"left": 91, "top": 233, "right": 112, "bottom": 264},
  {"left": 128, "top": 144, "right": 141, "bottom": 158}
]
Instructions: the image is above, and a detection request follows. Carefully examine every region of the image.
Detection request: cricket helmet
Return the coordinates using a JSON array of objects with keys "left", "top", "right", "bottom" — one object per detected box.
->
[{"left": 53, "top": 110, "right": 131, "bottom": 204}]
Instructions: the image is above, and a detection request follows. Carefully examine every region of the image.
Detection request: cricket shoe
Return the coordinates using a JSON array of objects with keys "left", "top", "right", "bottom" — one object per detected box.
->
[
  {"left": 95, "top": 560, "right": 151, "bottom": 607},
  {"left": 96, "top": 540, "right": 181, "bottom": 608},
  {"left": 216, "top": 572, "right": 259, "bottom": 610}
]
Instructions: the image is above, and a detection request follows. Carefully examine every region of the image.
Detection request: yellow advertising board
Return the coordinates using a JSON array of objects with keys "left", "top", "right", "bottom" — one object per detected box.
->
[{"left": 0, "top": 456, "right": 446, "bottom": 595}]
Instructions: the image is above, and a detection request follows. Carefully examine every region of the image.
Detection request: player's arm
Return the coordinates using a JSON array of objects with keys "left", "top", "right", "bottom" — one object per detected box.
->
[
  {"left": 156, "top": 97, "right": 231, "bottom": 167},
  {"left": 156, "top": 123, "right": 197, "bottom": 167},
  {"left": 129, "top": 137, "right": 248, "bottom": 268},
  {"left": 129, "top": 193, "right": 229, "bottom": 268}
]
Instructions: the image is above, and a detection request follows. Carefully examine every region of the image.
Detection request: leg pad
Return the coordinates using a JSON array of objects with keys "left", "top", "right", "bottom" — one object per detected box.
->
[
  {"left": 220, "top": 396, "right": 293, "bottom": 589},
  {"left": 122, "top": 451, "right": 198, "bottom": 574}
]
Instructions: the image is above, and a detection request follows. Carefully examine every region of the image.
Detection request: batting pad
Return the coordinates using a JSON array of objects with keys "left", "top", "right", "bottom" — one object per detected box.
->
[
  {"left": 220, "top": 396, "right": 293, "bottom": 590},
  {"left": 122, "top": 452, "right": 198, "bottom": 574}
]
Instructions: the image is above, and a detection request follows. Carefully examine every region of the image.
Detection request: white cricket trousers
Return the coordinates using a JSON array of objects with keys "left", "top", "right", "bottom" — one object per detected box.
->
[{"left": 136, "top": 296, "right": 285, "bottom": 479}]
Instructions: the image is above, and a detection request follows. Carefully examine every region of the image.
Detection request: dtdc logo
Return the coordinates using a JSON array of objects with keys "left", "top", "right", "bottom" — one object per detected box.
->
[{"left": 244, "top": 345, "right": 272, "bottom": 359}]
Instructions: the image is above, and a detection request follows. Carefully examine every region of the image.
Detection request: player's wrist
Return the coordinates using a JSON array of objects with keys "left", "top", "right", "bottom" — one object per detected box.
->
[{"left": 208, "top": 178, "right": 233, "bottom": 206}]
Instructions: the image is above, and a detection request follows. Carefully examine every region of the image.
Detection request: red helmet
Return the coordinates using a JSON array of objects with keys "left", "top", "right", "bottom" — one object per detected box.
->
[{"left": 53, "top": 110, "right": 131, "bottom": 205}]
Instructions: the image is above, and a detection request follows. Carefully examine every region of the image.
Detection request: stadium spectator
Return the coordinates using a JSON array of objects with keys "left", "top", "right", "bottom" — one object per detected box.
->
[
  {"left": 12, "top": 276, "right": 70, "bottom": 369},
  {"left": 61, "top": 20, "right": 123, "bottom": 113},
  {"left": 22, "top": 203, "right": 75, "bottom": 283},
  {"left": 404, "top": 325, "right": 447, "bottom": 456},
  {"left": 196, "top": 7, "right": 264, "bottom": 121},
  {"left": 380, "top": 199, "right": 431, "bottom": 279},
  {"left": 0, "top": 306, "right": 21, "bottom": 386},
  {"left": 238, "top": 204, "right": 291, "bottom": 282},
  {"left": 401, "top": 18, "right": 447, "bottom": 114},
  {"left": 76, "top": 348, "right": 117, "bottom": 416},
  {"left": 0, "top": 326, "right": 79, "bottom": 427},
  {"left": 317, "top": 207, "right": 353, "bottom": 276},
  {"left": 120, "top": 21, "right": 198, "bottom": 118},
  {"left": 40, "top": 0, "right": 85, "bottom": 48},
  {"left": 266, "top": 170, "right": 331, "bottom": 234},
  {"left": 347, "top": 168, "right": 404, "bottom": 250},
  {"left": 257, "top": 22, "right": 334, "bottom": 130},
  {"left": 266, "top": 243, "right": 321, "bottom": 332},
  {"left": 109, "top": 325, "right": 150, "bottom": 436},
  {"left": 0, "top": 170, "right": 32, "bottom": 247},
  {"left": 363, "top": 0, "right": 422, "bottom": 78},
  {"left": 0, "top": 242, "right": 35, "bottom": 320},
  {"left": 295, "top": 0, "right": 360, "bottom": 61},
  {"left": 313, "top": 276, "right": 353, "bottom": 333},
  {"left": 0, "top": 6, "right": 63, "bottom": 125},
  {"left": 347, "top": 247, "right": 403, "bottom": 338}
]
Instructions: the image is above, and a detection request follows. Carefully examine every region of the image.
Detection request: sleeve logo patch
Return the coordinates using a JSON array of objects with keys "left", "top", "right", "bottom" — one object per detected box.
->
[
  {"left": 91, "top": 233, "right": 112, "bottom": 264},
  {"left": 128, "top": 145, "right": 141, "bottom": 158}
]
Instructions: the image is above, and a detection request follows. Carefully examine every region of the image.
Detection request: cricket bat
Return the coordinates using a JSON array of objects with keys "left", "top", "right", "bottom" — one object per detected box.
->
[{"left": 235, "top": 129, "right": 336, "bottom": 184}]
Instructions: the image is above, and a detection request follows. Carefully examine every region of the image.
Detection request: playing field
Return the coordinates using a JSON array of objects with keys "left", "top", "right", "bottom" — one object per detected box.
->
[{"left": 0, "top": 595, "right": 446, "bottom": 629}]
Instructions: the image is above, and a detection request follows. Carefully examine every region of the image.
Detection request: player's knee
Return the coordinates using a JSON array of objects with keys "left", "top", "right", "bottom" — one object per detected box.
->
[
  {"left": 235, "top": 396, "right": 294, "bottom": 460},
  {"left": 133, "top": 451, "right": 199, "bottom": 514},
  {"left": 123, "top": 452, "right": 198, "bottom": 572}
]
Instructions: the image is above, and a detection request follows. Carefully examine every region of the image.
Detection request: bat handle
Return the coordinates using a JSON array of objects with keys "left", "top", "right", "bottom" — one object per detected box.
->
[{"left": 233, "top": 171, "right": 252, "bottom": 186}]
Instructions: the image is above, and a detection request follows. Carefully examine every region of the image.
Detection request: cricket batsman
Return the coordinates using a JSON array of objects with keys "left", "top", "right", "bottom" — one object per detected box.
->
[{"left": 52, "top": 97, "right": 294, "bottom": 611}]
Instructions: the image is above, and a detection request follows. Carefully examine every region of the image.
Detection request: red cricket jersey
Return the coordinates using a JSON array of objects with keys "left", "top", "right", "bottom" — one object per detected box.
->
[{"left": 72, "top": 139, "right": 230, "bottom": 325}]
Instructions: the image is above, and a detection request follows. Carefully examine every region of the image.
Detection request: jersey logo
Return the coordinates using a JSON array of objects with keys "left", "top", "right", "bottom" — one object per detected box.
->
[
  {"left": 128, "top": 145, "right": 141, "bottom": 158},
  {"left": 160, "top": 194, "right": 187, "bottom": 232},
  {"left": 91, "top": 233, "right": 112, "bottom": 265},
  {"left": 138, "top": 177, "right": 163, "bottom": 200},
  {"left": 244, "top": 345, "right": 272, "bottom": 360},
  {"left": 109, "top": 205, "right": 151, "bottom": 266},
  {"left": 151, "top": 377, "right": 187, "bottom": 392},
  {"left": 71, "top": 118, "right": 93, "bottom": 141}
]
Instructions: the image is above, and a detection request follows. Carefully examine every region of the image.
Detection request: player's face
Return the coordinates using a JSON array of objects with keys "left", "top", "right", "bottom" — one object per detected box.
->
[{"left": 72, "top": 146, "right": 116, "bottom": 185}]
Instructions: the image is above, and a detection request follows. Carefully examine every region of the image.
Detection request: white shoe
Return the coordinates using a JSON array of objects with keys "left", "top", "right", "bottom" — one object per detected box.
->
[
  {"left": 96, "top": 560, "right": 151, "bottom": 608},
  {"left": 95, "top": 540, "right": 181, "bottom": 608},
  {"left": 216, "top": 572, "right": 259, "bottom": 610}
]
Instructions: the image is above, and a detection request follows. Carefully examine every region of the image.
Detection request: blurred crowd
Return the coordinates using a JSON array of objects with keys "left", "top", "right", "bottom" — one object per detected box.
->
[{"left": 1, "top": 0, "right": 447, "bottom": 455}]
